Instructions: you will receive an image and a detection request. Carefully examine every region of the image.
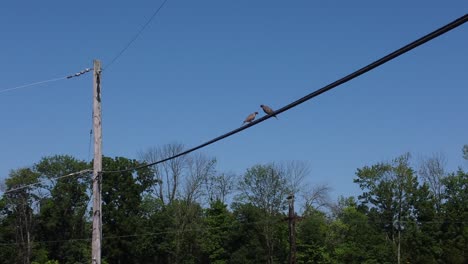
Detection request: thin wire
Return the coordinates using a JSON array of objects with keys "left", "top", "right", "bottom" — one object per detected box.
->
[
  {"left": 103, "top": 14, "right": 468, "bottom": 174},
  {"left": 2, "top": 169, "right": 92, "bottom": 194},
  {"left": 0, "top": 77, "right": 66, "bottom": 94},
  {"left": 0, "top": 218, "right": 282, "bottom": 246},
  {"left": 0, "top": 67, "right": 92, "bottom": 95},
  {"left": 0, "top": 217, "right": 465, "bottom": 247},
  {"left": 104, "top": 0, "right": 170, "bottom": 71}
]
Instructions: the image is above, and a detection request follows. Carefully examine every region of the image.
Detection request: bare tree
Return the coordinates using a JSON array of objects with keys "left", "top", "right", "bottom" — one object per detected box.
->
[
  {"left": 139, "top": 144, "right": 219, "bottom": 264},
  {"left": 302, "top": 184, "right": 332, "bottom": 211},
  {"left": 139, "top": 143, "right": 219, "bottom": 206},
  {"left": 139, "top": 143, "right": 187, "bottom": 206},
  {"left": 276, "top": 161, "right": 332, "bottom": 213},
  {"left": 183, "top": 153, "right": 216, "bottom": 204},
  {"left": 277, "top": 160, "right": 310, "bottom": 195},
  {"left": 204, "top": 172, "right": 236, "bottom": 204},
  {"left": 419, "top": 153, "right": 447, "bottom": 212}
]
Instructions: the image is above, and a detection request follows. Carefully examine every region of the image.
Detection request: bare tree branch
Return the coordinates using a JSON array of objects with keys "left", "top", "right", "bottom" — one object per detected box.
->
[
  {"left": 302, "top": 184, "right": 332, "bottom": 210},
  {"left": 184, "top": 153, "right": 216, "bottom": 204},
  {"left": 139, "top": 143, "right": 187, "bottom": 206},
  {"left": 418, "top": 152, "right": 447, "bottom": 211},
  {"left": 276, "top": 160, "right": 311, "bottom": 195}
]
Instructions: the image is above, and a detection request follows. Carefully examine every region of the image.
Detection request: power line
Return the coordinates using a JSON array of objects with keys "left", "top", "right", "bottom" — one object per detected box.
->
[
  {"left": 0, "top": 68, "right": 92, "bottom": 95},
  {"left": 103, "top": 14, "right": 468, "bottom": 174},
  {"left": 0, "top": 77, "right": 66, "bottom": 95},
  {"left": 66, "top": 68, "right": 92, "bottom": 79},
  {"left": 104, "top": 0, "right": 170, "bottom": 71},
  {"left": 1, "top": 169, "right": 92, "bottom": 195},
  {"left": 0, "top": 218, "right": 282, "bottom": 247},
  {"left": 0, "top": 217, "right": 465, "bottom": 247}
]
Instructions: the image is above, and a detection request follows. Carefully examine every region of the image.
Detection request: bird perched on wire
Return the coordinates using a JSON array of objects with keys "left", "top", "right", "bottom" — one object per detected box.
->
[
  {"left": 243, "top": 112, "right": 258, "bottom": 125},
  {"left": 260, "top": 104, "right": 278, "bottom": 119}
]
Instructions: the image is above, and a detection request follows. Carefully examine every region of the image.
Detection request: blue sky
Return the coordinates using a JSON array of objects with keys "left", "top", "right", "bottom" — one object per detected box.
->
[{"left": 0, "top": 0, "right": 467, "bottom": 199}]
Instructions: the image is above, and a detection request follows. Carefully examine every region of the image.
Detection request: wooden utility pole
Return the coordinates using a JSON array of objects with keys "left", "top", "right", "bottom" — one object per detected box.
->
[
  {"left": 91, "top": 59, "right": 102, "bottom": 264},
  {"left": 287, "top": 195, "right": 296, "bottom": 264}
]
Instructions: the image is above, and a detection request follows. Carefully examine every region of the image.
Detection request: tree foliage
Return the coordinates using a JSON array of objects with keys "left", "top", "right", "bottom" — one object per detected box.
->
[{"left": 1, "top": 149, "right": 467, "bottom": 263}]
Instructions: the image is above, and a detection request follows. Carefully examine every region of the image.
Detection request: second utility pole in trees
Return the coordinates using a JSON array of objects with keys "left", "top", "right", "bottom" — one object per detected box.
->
[
  {"left": 287, "top": 194, "right": 296, "bottom": 264},
  {"left": 92, "top": 59, "right": 102, "bottom": 264}
]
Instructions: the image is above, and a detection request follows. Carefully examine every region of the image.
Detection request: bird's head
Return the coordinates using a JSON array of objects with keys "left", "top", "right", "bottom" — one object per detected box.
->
[
  {"left": 260, "top": 105, "right": 264, "bottom": 108},
  {"left": 255, "top": 112, "right": 258, "bottom": 115}
]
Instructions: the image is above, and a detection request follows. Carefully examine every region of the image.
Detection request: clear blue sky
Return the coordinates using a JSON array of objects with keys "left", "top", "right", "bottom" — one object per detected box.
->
[{"left": 0, "top": 0, "right": 467, "bottom": 199}]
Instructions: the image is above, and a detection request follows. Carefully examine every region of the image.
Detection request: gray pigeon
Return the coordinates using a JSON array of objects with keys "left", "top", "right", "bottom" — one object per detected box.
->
[
  {"left": 260, "top": 104, "right": 278, "bottom": 119},
  {"left": 243, "top": 112, "right": 258, "bottom": 124}
]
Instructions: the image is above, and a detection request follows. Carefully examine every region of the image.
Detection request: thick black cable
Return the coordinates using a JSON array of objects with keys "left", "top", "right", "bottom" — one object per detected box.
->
[
  {"left": 103, "top": 14, "right": 468, "bottom": 174},
  {"left": 104, "top": 0, "right": 170, "bottom": 71}
]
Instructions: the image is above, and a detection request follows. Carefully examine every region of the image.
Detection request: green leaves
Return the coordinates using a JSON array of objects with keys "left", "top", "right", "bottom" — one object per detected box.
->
[
  {"left": 101, "top": 156, "right": 154, "bottom": 263},
  {"left": 199, "top": 201, "right": 234, "bottom": 263},
  {"left": 328, "top": 203, "right": 392, "bottom": 264},
  {"left": 1, "top": 149, "right": 467, "bottom": 263},
  {"left": 34, "top": 155, "right": 91, "bottom": 264},
  {"left": 237, "top": 163, "right": 290, "bottom": 215},
  {"left": 353, "top": 153, "right": 468, "bottom": 263}
]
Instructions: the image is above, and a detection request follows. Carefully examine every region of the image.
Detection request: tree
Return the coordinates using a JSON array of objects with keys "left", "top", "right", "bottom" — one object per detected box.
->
[
  {"left": 204, "top": 172, "right": 235, "bottom": 205},
  {"left": 278, "top": 161, "right": 310, "bottom": 195},
  {"left": 163, "top": 199, "right": 203, "bottom": 264},
  {"left": 199, "top": 200, "right": 234, "bottom": 264},
  {"left": 184, "top": 153, "right": 216, "bottom": 205},
  {"left": 2, "top": 168, "right": 42, "bottom": 264},
  {"left": 0, "top": 196, "right": 17, "bottom": 262},
  {"left": 418, "top": 153, "right": 446, "bottom": 212},
  {"left": 133, "top": 195, "right": 175, "bottom": 263},
  {"left": 237, "top": 164, "right": 290, "bottom": 215},
  {"left": 34, "top": 155, "right": 91, "bottom": 263},
  {"left": 327, "top": 197, "right": 393, "bottom": 264},
  {"left": 236, "top": 163, "right": 290, "bottom": 264},
  {"left": 139, "top": 143, "right": 187, "bottom": 206},
  {"left": 296, "top": 207, "right": 331, "bottom": 264},
  {"left": 101, "top": 156, "right": 155, "bottom": 264},
  {"left": 140, "top": 143, "right": 218, "bottom": 206},
  {"left": 439, "top": 169, "right": 468, "bottom": 263},
  {"left": 229, "top": 202, "right": 287, "bottom": 264},
  {"left": 402, "top": 182, "right": 440, "bottom": 263},
  {"left": 354, "top": 153, "right": 418, "bottom": 263},
  {"left": 303, "top": 184, "right": 331, "bottom": 212}
]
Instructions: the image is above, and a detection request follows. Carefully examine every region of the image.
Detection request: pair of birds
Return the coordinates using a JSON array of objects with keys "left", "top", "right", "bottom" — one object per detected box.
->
[{"left": 243, "top": 105, "right": 278, "bottom": 124}]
